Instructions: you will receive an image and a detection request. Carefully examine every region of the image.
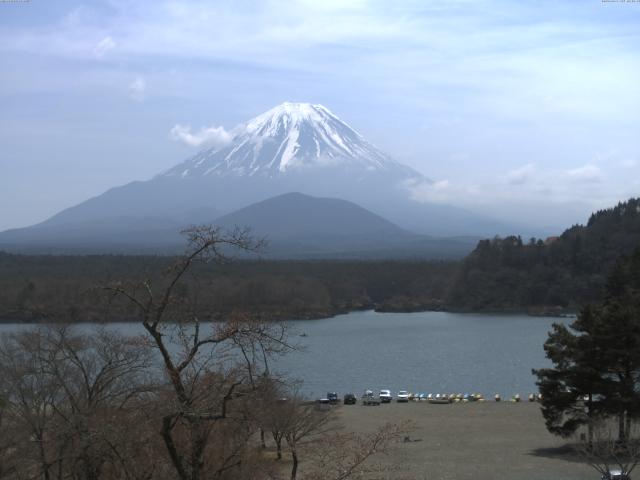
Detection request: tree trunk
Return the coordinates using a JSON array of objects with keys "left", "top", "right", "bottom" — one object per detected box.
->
[
  {"left": 275, "top": 438, "right": 282, "bottom": 460},
  {"left": 36, "top": 431, "right": 51, "bottom": 480},
  {"left": 260, "top": 429, "right": 266, "bottom": 449},
  {"left": 587, "top": 394, "right": 593, "bottom": 446},
  {"left": 618, "top": 410, "right": 626, "bottom": 443},
  {"left": 161, "top": 416, "right": 189, "bottom": 480},
  {"left": 189, "top": 422, "right": 208, "bottom": 480},
  {"left": 290, "top": 447, "right": 298, "bottom": 480}
]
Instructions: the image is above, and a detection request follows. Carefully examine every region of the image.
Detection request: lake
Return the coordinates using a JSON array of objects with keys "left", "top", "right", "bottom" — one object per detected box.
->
[
  {"left": 0, "top": 310, "right": 569, "bottom": 398},
  {"left": 277, "top": 310, "right": 569, "bottom": 398}
]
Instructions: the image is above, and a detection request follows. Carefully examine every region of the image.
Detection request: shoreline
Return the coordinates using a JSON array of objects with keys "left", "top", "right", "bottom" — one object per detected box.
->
[{"left": 0, "top": 305, "right": 578, "bottom": 324}]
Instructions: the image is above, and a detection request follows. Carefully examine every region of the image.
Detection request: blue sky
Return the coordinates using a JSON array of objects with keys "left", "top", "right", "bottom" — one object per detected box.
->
[{"left": 1, "top": 0, "right": 639, "bottom": 231}]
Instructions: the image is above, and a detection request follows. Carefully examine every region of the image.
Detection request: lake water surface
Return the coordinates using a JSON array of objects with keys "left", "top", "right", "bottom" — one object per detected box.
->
[
  {"left": 277, "top": 310, "right": 570, "bottom": 398},
  {"left": 0, "top": 310, "right": 570, "bottom": 398}
]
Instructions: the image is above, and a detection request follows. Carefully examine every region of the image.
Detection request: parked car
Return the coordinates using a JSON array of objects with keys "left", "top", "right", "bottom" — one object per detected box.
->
[
  {"left": 379, "top": 389, "right": 392, "bottom": 403},
  {"left": 362, "top": 390, "right": 380, "bottom": 406},
  {"left": 327, "top": 392, "right": 339, "bottom": 404},
  {"left": 396, "top": 390, "right": 410, "bottom": 402},
  {"left": 602, "top": 471, "right": 630, "bottom": 480},
  {"left": 343, "top": 393, "right": 357, "bottom": 405},
  {"left": 315, "top": 398, "right": 331, "bottom": 411}
]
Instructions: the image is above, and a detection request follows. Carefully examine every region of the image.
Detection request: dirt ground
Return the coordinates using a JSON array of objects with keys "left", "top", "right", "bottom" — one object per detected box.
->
[{"left": 332, "top": 401, "right": 595, "bottom": 480}]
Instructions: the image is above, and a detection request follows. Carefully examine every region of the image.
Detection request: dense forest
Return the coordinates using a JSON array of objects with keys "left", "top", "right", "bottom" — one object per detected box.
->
[
  {"left": 448, "top": 198, "right": 640, "bottom": 312},
  {"left": 2, "top": 198, "right": 640, "bottom": 322},
  {"left": 0, "top": 254, "right": 457, "bottom": 322}
]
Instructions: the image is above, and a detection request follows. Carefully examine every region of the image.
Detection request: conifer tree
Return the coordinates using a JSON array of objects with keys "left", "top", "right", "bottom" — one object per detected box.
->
[{"left": 534, "top": 248, "right": 640, "bottom": 442}]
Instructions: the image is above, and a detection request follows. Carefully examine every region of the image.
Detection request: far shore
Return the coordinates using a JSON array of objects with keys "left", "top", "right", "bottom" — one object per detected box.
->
[{"left": 0, "top": 306, "right": 577, "bottom": 325}]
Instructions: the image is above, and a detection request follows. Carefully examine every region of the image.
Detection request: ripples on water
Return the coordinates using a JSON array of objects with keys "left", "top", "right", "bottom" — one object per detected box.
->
[
  {"left": 0, "top": 310, "right": 570, "bottom": 398},
  {"left": 277, "top": 310, "right": 570, "bottom": 397}
]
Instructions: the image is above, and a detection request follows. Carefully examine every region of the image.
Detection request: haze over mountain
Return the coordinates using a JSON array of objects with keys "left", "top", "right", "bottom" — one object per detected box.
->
[
  {"left": 214, "top": 192, "right": 478, "bottom": 258},
  {"left": 215, "top": 192, "right": 409, "bottom": 239},
  {"left": 0, "top": 102, "right": 521, "bottom": 255}
]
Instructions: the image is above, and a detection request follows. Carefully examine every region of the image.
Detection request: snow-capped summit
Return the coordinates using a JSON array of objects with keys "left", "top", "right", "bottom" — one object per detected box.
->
[{"left": 163, "top": 102, "right": 421, "bottom": 179}]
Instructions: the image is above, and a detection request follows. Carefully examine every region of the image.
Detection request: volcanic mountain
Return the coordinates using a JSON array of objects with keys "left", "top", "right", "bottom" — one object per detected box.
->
[
  {"left": 0, "top": 102, "right": 515, "bottom": 255},
  {"left": 36, "top": 102, "right": 430, "bottom": 227},
  {"left": 164, "top": 102, "right": 420, "bottom": 181}
]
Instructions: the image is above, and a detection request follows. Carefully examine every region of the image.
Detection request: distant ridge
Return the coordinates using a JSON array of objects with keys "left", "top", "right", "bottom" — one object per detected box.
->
[{"left": 0, "top": 192, "right": 478, "bottom": 258}]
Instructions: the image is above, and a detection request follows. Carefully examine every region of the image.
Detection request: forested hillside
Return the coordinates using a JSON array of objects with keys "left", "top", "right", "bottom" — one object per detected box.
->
[
  {"left": 0, "top": 254, "right": 456, "bottom": 322},
  {"left": 447, "top": 198, "right": 640, "bottom": 311}
]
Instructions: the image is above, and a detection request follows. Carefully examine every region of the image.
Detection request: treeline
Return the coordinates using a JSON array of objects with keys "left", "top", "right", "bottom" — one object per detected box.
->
[
  {"left": 448, "top": 198, "right": 640, "bottom": 312},
  {"left": 0, "top": 253, "right": 457, "bottom": 322}
]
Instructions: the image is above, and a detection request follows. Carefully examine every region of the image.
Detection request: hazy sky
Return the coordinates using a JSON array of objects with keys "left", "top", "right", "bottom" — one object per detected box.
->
[{"left": 1, "top": 0, "right": 639, "bottom": 231}]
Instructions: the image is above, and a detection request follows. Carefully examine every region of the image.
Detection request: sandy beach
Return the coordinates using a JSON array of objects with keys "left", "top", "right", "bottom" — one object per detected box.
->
[{"left": 332, "top": 401, "right": 595, "bottom": 480}]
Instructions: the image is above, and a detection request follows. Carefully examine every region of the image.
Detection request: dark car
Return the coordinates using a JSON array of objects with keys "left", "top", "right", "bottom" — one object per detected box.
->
[
  {"left": 327, "top": 392, "right": 339, "bottom": 404},
  {"left": 343, "top": 393, "right": 357, "bottom": 405}
]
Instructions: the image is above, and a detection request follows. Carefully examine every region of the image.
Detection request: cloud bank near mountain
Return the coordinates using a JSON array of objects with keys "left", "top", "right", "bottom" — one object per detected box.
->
[{"left": 169, "top": 124, "right": 233, "bottom": 148}]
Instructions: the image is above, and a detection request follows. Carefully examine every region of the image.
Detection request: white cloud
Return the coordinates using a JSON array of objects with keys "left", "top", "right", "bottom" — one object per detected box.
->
[
  {"left": 506, "top": 163, "right": 536, "bottom": 185},
  {"left": 169, "top": 124, "right": 233, "bottom": 148},
  {"left": 93, "top": 36, "right": 115, "bottom": 58},
  {"left": 620, "top": 159, "right": 637, "bottom": 168},
  {"left": 408, "top": 179, "right": 455, "bottom": 204},
  {"left": 567, "top": 164, "right": 602, "bottom": 183},
  {"left": 128, "top": 77, "right": 146, "bottom": 101}
]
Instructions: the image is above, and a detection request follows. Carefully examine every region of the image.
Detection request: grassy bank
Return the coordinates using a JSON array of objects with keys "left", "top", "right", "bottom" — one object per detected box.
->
[{"left": 328, "top": 402, "right": 592, "bottom": 480}]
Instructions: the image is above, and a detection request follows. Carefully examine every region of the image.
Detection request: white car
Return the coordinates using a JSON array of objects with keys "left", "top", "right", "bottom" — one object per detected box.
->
[
  {"left": 397, "top": 390, "right": 410, "bottom": 402},
  {"left": 602, "top": 471, "right": 630, "bottom": 480},
  {"left": 379, "top": 389, "right": 392, "bottom": 403}
]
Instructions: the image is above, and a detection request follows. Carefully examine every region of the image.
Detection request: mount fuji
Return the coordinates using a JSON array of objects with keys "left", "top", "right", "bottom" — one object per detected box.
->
[
  {"left": 0, "top": 102, "right": 516, "bottom": 256},
  {"left": 164, "top": 102, "right": 420, "bottom": 181}
]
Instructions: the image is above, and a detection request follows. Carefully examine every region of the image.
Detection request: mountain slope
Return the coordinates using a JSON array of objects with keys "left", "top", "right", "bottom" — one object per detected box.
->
[
  {"left": 40, "top": 102, "right": 433, "bottom": 231},
  {"left": 1, "top": 102, "right": 522, "bottom": 250},
  {"left": 214, "top": 192, "right": 410, "bottom": 239},
  {"left": 0, "top": 192, "right": 479, "bottom": 258},
  {"left": 163, "top": 102, "right": 420, "bottom": 180},
  {"left": 210, "top": 192, "right": 470, "bottom": 258}
]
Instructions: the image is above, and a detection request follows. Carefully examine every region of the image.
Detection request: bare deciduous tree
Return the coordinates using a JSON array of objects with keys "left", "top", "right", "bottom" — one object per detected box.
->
[
  {"left": 0, "top": 393, "right": 18, "bottom": 479},
  {"left": 0, "top": 328, "right": 66, "bottom": 479},
  {"left": 0, "top": 325, "right": 156, "bottom": 480},
  {"left": 305, "top": 421, "right": 409, "bottom": 480},
  {"left": 575, "top": 418, "right": 640, "bottom": 479},
  {"left": 281, "top": 396, "right": 334, "bottom": 480},
  {"left": 106, "top": 226, "right": 291, "bottom": 480}
]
